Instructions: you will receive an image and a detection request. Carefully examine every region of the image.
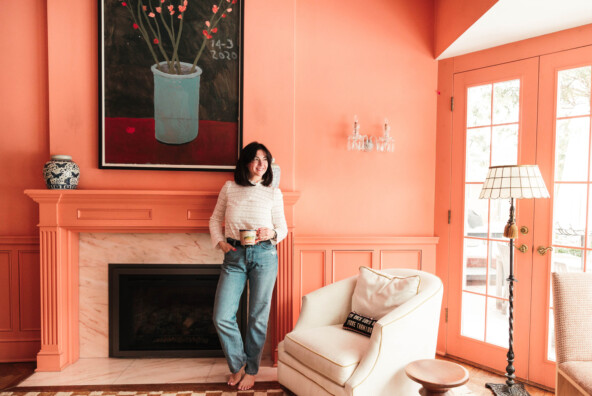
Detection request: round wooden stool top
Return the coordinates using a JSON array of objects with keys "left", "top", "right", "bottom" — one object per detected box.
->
[{"left": 405, "top": 359, "right": 469, "bottom": 395}]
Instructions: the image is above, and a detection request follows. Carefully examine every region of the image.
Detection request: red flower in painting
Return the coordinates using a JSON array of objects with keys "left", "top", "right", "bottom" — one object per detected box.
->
[
  {"left": 120, "top": 0, "right": 237, "bottom": 75},
  {"left": 125, "top": 126, "right": 135, "bottom": 134}
]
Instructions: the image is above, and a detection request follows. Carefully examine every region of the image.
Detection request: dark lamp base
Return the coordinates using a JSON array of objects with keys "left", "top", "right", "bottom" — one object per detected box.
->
[{"left": 486, "top": 382, "right": 530, "bottom": 396}]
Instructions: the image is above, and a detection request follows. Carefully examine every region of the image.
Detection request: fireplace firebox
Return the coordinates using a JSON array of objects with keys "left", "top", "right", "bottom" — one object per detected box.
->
[{"left": 109, "top": 264, "right": 246, "bottom": 358}]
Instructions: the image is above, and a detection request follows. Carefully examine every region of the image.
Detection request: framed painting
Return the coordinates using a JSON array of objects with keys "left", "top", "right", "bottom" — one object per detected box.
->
[{"left": 99, "top": 0, "right": 242, "bottom": 170}]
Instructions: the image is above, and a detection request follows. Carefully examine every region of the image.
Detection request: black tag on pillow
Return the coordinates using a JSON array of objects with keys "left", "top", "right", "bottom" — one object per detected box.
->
[{"left": 343, "top": 311, "right": 376, "bottom": 337}]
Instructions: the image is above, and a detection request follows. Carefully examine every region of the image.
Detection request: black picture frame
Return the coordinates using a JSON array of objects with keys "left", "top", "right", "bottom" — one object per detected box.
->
[{"left": 99, "top": 0, "right": 243, "bottom": 171}]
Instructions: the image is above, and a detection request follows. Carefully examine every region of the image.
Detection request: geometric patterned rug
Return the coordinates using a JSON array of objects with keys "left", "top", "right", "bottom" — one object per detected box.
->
[{"left": 1, "top": 382, "right": 287, "bottom": 396}]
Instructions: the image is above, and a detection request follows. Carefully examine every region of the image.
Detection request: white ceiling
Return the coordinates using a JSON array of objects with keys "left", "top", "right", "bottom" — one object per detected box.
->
[{"left": 437, "top": 0, "right": 592, "bottom": 60}]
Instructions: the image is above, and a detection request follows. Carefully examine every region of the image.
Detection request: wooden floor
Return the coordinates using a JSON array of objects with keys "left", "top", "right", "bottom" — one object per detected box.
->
[
  {"left": 0, "top": 362, "right": 36, "bottom": 391},
  {"left": 0, "top": 358, "right": 554, "bottom": 395},
  {"left": 438, "top": 356, "right": 553, "bottom": 396}
]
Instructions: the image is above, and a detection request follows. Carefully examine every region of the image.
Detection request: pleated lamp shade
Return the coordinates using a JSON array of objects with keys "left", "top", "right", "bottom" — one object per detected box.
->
[{"left": 479, "top": 165, "right": 550, "bottom": 200}]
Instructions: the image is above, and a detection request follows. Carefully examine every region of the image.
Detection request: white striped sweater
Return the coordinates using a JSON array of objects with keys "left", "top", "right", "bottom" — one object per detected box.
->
[{"left": 209, "top": 180, "right": 288, "bottom": 248}]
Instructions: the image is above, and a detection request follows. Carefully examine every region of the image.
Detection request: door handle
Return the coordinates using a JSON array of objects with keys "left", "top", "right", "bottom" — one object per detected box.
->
[
  {"left": 515, "top": 244, "right": 528, "bottom": 253},
  {"left": 537, "top": 246, "right": 553, "bottom": 256}
]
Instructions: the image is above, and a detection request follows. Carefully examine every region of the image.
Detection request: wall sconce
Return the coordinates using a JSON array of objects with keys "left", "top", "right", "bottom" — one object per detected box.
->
[{"left": 347, "top": 116, "right": 394, "bottom": 153}]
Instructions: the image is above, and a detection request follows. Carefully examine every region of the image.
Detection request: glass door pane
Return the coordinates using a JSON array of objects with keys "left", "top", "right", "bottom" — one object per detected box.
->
[
  {"left": 461, "top": 79, "right": 520, "bottom": 345},
  {"left": 547, "top": 65, "right": 592, "bottom": 361}
]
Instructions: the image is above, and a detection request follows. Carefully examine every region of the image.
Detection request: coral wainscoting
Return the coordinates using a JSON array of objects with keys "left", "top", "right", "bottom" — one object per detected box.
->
[{"left": 25, "top": 189, "right": 299, "bottom": 371}]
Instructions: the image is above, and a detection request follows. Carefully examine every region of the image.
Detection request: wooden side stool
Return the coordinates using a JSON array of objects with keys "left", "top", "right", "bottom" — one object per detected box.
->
[{"left": 405, "top": 359, "right": 470, "bottom": 395}]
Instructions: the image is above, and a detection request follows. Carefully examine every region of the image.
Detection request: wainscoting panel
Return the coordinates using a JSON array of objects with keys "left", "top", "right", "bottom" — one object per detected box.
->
[
  {"left": 0, "top": 251, "right": 11, "bottom": 331},
  {"left": 0, "top": 237, "right": 40, "bottom": 362},
  {"left": 292, "top": 236, "right": 439, "bottom": 325},
  {"left": 380, "top": 250, "right": 422, "bottom": 270},
  {"left": 18, "top": 251, "right": 41, "bottom": 332},
  {"left": 300, "top": 250, "right": 325, "bottom": 297},
  {"left": 332, "top": 250, "right": 373, "bottom": 282}
]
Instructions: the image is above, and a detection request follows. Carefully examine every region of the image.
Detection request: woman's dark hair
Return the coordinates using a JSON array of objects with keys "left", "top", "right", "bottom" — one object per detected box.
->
[{"left": 234, "top": 142, "right": 274, "bottom": 187}]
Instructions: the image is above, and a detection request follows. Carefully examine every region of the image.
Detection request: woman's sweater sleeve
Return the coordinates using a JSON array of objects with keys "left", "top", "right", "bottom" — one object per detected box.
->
[
  {"left": 272, "top": 188, "right": 288, "bottom": 244},
  {"left": 209, "top": 182, "right": 229, "bottom": 248}
]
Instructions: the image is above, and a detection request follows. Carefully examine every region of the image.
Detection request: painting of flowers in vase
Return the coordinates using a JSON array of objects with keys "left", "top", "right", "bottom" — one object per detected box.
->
[{"left": 99, "top": 0, "right": 241, "bottom": 170}]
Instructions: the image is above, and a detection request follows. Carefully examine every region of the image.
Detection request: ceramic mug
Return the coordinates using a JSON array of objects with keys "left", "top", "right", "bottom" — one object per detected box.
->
[{"left": 239, "top": 229, "right": 257, "bottom": 245}]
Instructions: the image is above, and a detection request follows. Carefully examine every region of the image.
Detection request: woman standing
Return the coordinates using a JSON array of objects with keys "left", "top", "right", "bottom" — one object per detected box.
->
[{"left": 209, "top": 142, "right": 287, "bottom": 390}]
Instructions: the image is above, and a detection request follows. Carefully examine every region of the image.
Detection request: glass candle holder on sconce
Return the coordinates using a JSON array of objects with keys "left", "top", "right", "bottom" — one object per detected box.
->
[
  {"left": 376, "top": 118, "right": 395, "bottom": 153},
  {"left": 348, "top": 115, "right": 370, "bottom": 151}
]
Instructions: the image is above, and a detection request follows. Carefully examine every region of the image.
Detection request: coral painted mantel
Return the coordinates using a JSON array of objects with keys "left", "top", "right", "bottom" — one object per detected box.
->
[{"left": 24, "top": 189, "right": 299, "bottom": 372}]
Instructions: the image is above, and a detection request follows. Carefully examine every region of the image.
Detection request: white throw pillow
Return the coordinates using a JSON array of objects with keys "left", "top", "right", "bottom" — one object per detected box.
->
[{"left": 351, "top": 266, "right": 420, "bottom": 319}]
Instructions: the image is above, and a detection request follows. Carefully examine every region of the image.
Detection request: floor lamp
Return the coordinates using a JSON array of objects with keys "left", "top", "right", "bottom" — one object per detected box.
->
[{"left": 479, "top": 165, "right": 549, "bottom": 396}]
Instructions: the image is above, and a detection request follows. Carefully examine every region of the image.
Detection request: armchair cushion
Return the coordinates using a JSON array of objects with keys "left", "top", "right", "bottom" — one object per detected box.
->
[
  {"left": 352, "top": 266, "right": 420, "bottom": 318},
  {"left": 284, "top": 324, "right": 370, "bottom": 386}
]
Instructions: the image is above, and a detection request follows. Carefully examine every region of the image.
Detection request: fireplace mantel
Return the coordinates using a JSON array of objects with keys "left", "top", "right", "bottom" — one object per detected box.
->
[{"left": 25, "top": 189, "right": 300, "bottom": 371}]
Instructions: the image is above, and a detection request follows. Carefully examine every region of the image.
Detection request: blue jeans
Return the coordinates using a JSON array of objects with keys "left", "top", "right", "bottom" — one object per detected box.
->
[{"left": 213, "top": 240, "right": 278, "bottom": 375}]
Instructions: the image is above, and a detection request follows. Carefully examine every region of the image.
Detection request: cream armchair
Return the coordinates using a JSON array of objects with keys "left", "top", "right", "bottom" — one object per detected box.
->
[
  {"left": 552, "top": 272, "right": 592, "bottom": 396},
  {"left": 278, "top": 268, "right": 443, "bottom": 396}
]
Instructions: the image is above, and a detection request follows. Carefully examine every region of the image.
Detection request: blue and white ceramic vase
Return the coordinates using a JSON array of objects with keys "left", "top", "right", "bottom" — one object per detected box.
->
[{"left": 43, "top": 155, "right": 80, "bottom": 189}]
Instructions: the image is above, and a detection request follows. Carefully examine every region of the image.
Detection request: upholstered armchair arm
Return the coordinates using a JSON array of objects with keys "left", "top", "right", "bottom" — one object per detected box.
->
[
  {"left": 345, "top": 284, "right": 443, "bottom": 396},
  {"left": 293, "top": 276, "right": 358, "bottom": 331}
]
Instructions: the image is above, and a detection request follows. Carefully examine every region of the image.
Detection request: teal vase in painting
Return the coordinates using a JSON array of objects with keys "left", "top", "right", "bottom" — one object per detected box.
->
[{"left": 151, "top": 62, "right": 203, "bottom": 145}]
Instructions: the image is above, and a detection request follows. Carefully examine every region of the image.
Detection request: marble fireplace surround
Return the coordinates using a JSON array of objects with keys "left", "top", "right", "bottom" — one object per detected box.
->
[{"left": 25, "top": 189, "right": 299, "bottom": 372}]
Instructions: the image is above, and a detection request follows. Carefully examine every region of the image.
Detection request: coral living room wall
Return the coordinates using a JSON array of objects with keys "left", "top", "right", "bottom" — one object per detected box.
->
[
  {"left": 1, "top": 0, "right": 437, "bottom": 361},
  {"left": 294, "top": 0, "right": 437, "bottom": 235},
  {"left": 3, "top": 0, "right": 438, "bottom": 240}
]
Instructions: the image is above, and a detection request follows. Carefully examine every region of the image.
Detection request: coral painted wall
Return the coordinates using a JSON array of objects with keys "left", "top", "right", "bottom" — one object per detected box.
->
[
  {"left": 433, "top": 0, "right": 497, "bottom": 59},
  {"left": 1, "top": 0, "right": 437, "bottom": 361},
  {"left": 0, "top": 0, "right": 49, "bottom": 236},
  {"left": 2, "top": 0, "right": 437, "bottom": 238},
  {"left": 294, "top": 0, "right": 437, "bottom": 235}
]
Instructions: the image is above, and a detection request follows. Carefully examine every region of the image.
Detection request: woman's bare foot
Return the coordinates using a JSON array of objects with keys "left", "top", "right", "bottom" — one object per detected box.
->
[
  {"left": 227, "top": 368, "right": 244, "bottom": 386},
  {"left": 238, "top": 374, "right": 255, "bottom": 390}
]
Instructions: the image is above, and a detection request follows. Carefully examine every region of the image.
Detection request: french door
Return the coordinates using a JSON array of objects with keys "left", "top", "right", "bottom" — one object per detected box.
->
[
  {"left": 448, "top": 58, "right": 539, "bottom": 380},
  {"left": 529, "top": 45, "right": 592, "bottom": 386},
  {"left": 447, "top": 46, "right": 592, "bottom": 388}
]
